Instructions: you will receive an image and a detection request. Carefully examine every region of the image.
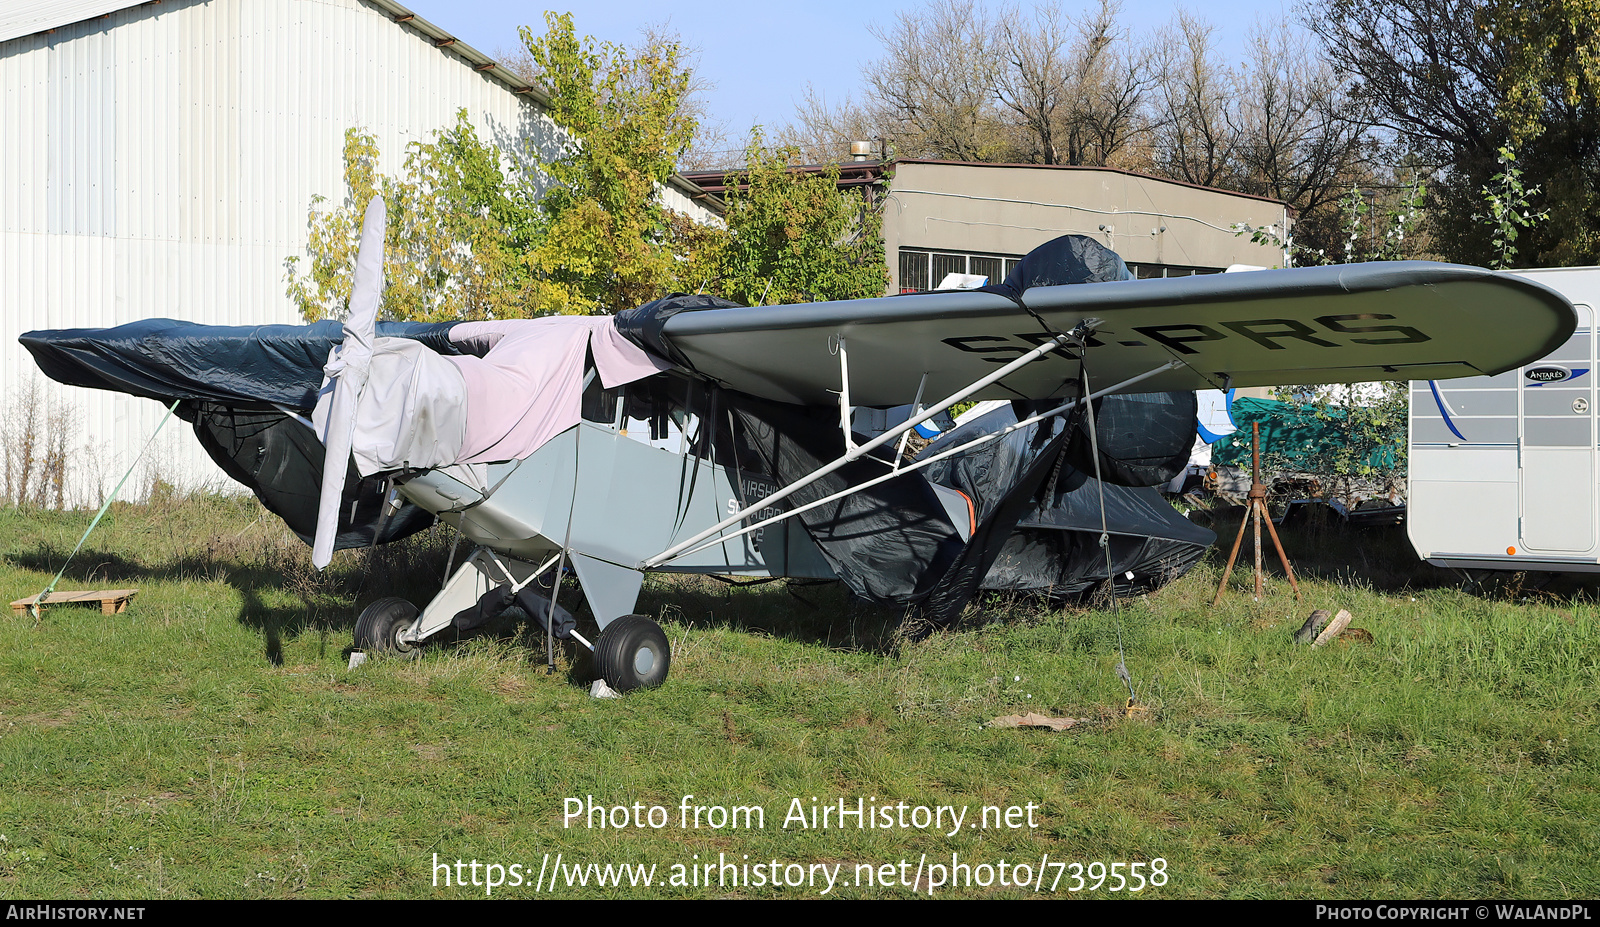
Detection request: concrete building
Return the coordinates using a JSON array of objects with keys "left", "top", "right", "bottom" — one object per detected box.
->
[
  {"left": 683, "top": 157, "right": 1292, "bottom": 296},
  {"left": 0, "top": 0, "right": 717, "bottom": 500},
  {"left": 884, "top": 159, "right": 1291, "bottom": 292}
]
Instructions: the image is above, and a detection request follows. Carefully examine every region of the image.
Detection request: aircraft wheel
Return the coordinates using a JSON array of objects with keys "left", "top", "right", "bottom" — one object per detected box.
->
[
  {"left": 593, "top": 615, "right": 670, "bottom": 692},
  {"left": 354, "top": 597, "right": 421, "bottom": 659}
]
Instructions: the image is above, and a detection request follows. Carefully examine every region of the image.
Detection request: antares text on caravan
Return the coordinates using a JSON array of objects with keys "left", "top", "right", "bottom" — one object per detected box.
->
[{"left": 563, "top": 795, "right": 1041, "bottom": 837}]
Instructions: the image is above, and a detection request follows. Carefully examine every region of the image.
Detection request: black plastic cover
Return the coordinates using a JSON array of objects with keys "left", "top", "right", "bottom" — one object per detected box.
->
[
  {"left": 980, "top": 233, "right": 1131, "bottom": 300},
  {"left": 187, "top": 403, "right": 436, "bottom": 550},
  {"left": 1064, "top": 390, "right": 1198, "bottom": 487},
  {"left": 719, "top": 390, "right": 964, "bottom": 604},
  {"left": 21, "top": 319, "right": 460, "bottom": 553},
  {"left": 919, "top": 403, "right": 1213, "bottom": 621},
  {"left": 913, "top": 405, "right": 1077, "bottom": 630},
  {"left": 992, "top": 464, "right": 1216, "bottom": 599}
]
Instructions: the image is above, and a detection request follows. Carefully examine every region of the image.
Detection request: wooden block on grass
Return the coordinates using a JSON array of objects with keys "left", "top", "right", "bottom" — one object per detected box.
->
[
  {"left": 12, "top": 589, "right": 138, "bottom": 616},
  {"left": 1312, "top": 609, "right": 1353, "bottom": 647}
]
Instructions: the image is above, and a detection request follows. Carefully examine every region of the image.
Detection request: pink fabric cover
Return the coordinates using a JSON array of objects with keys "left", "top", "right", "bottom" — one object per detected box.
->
[{"left": 446, "top": 317, "right": 672, "bottom": 464}]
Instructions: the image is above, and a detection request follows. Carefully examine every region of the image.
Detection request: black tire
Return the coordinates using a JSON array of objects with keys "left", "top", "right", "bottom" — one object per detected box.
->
[
  {"left": 354, "top": 597, "right": 421, "bottom": 659},
  {"left": 593, "top": 615, "right": 670, "bottom": 692}
]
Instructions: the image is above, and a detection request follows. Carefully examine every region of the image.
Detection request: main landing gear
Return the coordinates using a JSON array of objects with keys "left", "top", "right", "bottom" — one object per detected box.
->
[
  {"left": 351, "top": 583, "right": 671, "bottom": 693},
  {"left": 592, "top": 615, "right": 671, "bottom": 692}
]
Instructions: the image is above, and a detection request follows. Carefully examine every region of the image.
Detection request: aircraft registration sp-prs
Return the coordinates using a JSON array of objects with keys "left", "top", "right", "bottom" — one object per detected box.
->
[{"left": 23, "top": 198, "right": 1576, "bottom": 692}]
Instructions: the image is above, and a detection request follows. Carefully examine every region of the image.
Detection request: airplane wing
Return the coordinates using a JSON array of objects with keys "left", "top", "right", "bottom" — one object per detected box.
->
[{"left": 630, "top": 261, "right": 1575, "bottom": 406}]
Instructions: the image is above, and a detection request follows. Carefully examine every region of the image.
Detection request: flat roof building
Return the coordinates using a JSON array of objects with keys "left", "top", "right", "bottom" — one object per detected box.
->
[{"left": 685, "top": 157, "right": 1293, "bottom": 294}]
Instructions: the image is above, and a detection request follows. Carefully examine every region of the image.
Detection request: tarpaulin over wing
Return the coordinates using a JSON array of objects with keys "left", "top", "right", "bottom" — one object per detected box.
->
[
  {"left": 20, "top": 318, "right": 461, "bottom": 411},
  {"left": 981, "top": 233, "right": 1131, "bottom": 298},
  {"left": 614, "top": 293, "right": 744, "bottom": 369},
  {"left": 21, "top": 318, "right": 463, "bottom": 552},
  {"left": 23, "top": 316, "right": 673, "bottom": 553},
  {"left": 718, "top": 390, "right": 964, "bottom": 604},
  {"left": 912, "top": 405, "right": 1076, "bottom": 631}
]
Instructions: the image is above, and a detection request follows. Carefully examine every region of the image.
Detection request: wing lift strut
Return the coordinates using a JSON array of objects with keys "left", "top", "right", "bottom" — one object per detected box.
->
[{"left": 641, "top": 320, "right": 1184, "bottom": 570}]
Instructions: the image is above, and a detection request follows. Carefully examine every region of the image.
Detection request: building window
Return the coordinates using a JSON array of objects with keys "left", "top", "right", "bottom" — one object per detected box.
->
[
  {"left": 930, "top": 252, "right": 967, "bottom": 286},
  {"left": 969, "top": 255, "right": 1003, "bottom": 283},
  {"left": 898, "top": 248, "right": 1019, "bottom": 292},
  {"left": 898, "top": 251, "right": 930, "bottom": 292},
  {"left": 901, "top": 249, "right": 1223, "bottom": 291},
  {"left": 1126, "top": 262, "right": 1224, "bottom": 279}
]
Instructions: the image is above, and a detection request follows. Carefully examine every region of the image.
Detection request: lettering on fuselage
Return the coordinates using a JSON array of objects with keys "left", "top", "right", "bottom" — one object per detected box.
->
[
  {"left": 727, "top": 476, "right": 784, "bottom": 551},
  {"left": 942, "top": 314, "right": 1430, "bottom": 363}
]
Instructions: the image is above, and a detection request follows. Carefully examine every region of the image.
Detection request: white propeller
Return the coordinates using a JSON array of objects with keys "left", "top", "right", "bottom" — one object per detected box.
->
[{"left": 312, "top": 196, "right": 386, "bottom": 569}]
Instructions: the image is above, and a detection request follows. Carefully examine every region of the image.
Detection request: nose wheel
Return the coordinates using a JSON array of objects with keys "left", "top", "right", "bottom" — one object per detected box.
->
[{"left": 593, "top": 615, "right": 670, "bottom": 691}]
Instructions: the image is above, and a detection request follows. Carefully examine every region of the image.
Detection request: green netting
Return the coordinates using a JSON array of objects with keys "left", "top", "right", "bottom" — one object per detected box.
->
[{"left": 1212, "top": 397, "right": 1399, "bottom": 470}]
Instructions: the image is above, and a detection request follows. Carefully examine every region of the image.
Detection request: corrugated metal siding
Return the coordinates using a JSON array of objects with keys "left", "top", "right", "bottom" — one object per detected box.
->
[
  {"left": 0, "top": 0, "right": 563, "bottom": 501},
  {"left": 0, "top": 0, "right": 143, "bottom": 45}
]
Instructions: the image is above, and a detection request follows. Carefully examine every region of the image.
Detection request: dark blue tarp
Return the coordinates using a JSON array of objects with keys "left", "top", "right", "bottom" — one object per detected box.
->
[{"left": 21, "top": 318, "right": 461, "bottom": 411}]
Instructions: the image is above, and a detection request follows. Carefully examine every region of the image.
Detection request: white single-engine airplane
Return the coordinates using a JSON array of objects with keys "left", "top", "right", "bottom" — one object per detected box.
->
[{"left": 23, "top": 198, "right": 1576, "bottom": 692}]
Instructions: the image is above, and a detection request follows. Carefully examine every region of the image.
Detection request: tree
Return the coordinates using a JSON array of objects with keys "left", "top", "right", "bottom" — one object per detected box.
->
[
  {"left": 862, "top": 0, "right": 1008, "bottom": 161},
  {"left": 499, "top": 23, "right": 730, "bottom": 172},
  {"left": 285, "top": 112, "right": 538, "bottom": 322},
  {"left": 705, "top": 132, "right": 887, "bottom": 306},
  {"left": 1148, "top": 12, "right": 1241, "bottom": 190},
  {"left": 1487, "top": 0, "right": 1600, "bottom": 264},
  {"left": 1231, "top": 22, "right": 1375, "bottom": 257},
  {"left": 519, "top": 12, "right": 698, "bottom": 315},
  {"left": 789, "top": 0, "right": 1152, "bottom": 167},
  {"left": 1474, "top": 146, "right": 1552, "bottom": 269},
  {"left": 288, "top": 15, "right": 702, "bottom": 321},
  {"left": 992, "top": 0, "right": 1151, "bottom": 168},
  {"left": 1306, "top": 0, "right": 1600, "bottom": 265},
  {"left": 789, "top": 1, "right": 1371, "bottom": 239}
]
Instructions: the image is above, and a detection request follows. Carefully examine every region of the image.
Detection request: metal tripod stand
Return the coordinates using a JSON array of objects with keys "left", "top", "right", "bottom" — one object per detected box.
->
[{"left": 1212, "top": 422, "right": 1301, "bottom": 604}]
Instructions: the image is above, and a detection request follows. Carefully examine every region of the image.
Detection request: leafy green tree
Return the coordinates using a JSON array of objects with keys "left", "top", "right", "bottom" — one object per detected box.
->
[
  {"left": 285, "top": 113, "right": 538, "bottom": 322},
  {"left": 705, "top": 131, "right": 887, "bottom": 306},
  {"left": 291, "top": 16, "right": 890, "bottom": 323},
  {"left": 1490, "top": 0, "right": 1599, "bottom": 266},
  {"left": 289, "top": 14, "right": 701, "bottom": 321},
  {"left": 519, "top": 12, "right": 696, "bottom": 315}
]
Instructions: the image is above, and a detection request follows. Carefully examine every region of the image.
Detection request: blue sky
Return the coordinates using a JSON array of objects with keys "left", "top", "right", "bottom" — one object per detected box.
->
[{"left": 397, "top": 0, "right": 1302, "bottom": 150}]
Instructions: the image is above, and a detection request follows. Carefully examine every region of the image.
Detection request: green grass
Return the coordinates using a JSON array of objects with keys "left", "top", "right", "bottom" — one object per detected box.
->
[{"left": 0, "top": 494, "right": 1595, "bottom": 898}]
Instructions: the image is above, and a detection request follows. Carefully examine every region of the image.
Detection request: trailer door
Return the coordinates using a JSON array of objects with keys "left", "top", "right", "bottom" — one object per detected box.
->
[{"left": 1520, "top": 305, "right": 1596, "bottom": 552}]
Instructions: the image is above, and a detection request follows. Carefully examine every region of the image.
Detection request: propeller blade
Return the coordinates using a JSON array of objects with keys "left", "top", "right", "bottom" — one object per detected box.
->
[{"left": 312, "top": 195, "right": 387, "bottom": 569}]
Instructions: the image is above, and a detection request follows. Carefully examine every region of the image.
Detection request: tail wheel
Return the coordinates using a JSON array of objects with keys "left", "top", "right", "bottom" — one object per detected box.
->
[
  {"left": 593, "top": 615, "right": 670, "bottom": 692},
  {"left": 354, "top": 597, "right": 420, "bottom": 659}
]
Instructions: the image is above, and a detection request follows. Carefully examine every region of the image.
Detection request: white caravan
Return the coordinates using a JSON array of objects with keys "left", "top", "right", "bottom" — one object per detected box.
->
[{"left": 1409, "top": 267, "right": 1600, "bottom": 574}]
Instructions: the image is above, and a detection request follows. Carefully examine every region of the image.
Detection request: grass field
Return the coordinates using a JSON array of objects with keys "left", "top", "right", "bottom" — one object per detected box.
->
[{"left": 0, "top": 493, "right": 1596, "bottom": 898}]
